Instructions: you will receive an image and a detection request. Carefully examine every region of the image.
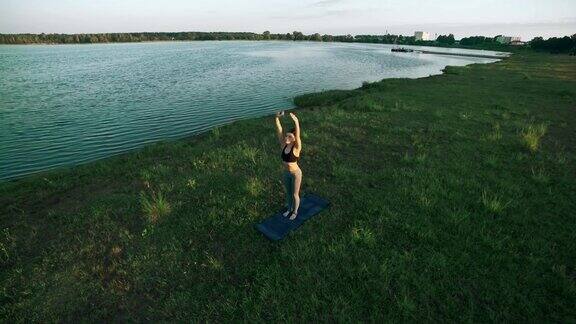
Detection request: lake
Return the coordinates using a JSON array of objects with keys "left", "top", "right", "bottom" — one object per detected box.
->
[{"left": 0, "top": 41, "right": 504, "bottom": 180}]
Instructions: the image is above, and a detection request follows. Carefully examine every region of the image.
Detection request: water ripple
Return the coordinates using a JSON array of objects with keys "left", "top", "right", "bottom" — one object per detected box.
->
[{"left": 0, "top": 41, "right": 500, "bottom": 180}]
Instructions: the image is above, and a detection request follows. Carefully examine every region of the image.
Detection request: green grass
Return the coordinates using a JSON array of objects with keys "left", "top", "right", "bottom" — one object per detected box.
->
[
  {"left": 521, "top": 123, "right": 548, "bottom": 153},
  {"left": 140, "top": 190, "right": 172, "bottom": 225},
  {"left": 1, "top": 52, "right": 575, "bottom": 322}
]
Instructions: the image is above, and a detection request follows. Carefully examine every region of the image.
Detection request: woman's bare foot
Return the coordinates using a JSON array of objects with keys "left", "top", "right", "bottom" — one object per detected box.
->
[
  {"left": 289, "top": 211, "right": 298, "bottom": 220},
  {"left": 282, "top": 208, "right": 292, "bottom": 217}
]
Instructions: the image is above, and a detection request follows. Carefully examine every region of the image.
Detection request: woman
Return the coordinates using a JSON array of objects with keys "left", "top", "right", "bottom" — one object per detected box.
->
[{"left": 274, "top": 111, "right": 302, "bottom": 220}]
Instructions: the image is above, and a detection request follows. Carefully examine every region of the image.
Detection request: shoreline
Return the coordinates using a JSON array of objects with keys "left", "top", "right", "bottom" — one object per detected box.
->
[
  {"left": 415, "top": 49, "right": 508, "bottom": 59},
  {"left": 0, "top": 52, "right": 506, "bottom": 183}
]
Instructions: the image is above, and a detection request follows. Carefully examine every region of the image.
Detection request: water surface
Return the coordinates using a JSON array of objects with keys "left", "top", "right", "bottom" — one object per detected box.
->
[{"left": 0, "top": 41, "right": 503, "bottom": 180}]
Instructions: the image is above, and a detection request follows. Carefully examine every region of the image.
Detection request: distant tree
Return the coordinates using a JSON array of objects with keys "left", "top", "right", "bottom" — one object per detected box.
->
[
  {"left": 530, "top": 35, "right": 576, "bottom": 54},
  {"left": 530, "top": 37, "right": 545, "bottom": 50},
  {"left": 437, "top": 34, "right": 455, "bottom": 45},
  {"left": 292, "top": 31, "right": 304, "bottom": 41},
  {"left": 322, "top": 34, "right": 333, "bottom": 42},
  {"left": 262, "top": 31, "right": 271, "bottom": 40},
  {"left": 342, "top": 34, "right": 354, "bottom": 42},
  {"left": 459, "top": 35, "right": 506, "bottom": 49}
]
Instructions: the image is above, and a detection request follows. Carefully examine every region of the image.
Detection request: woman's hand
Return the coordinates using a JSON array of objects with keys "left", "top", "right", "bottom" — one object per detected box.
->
[
  {"left": 276, "top": 111, "right": 284, "bottom": 118},
  {"left": 289, "top": 112, "right": 301, "bottom": 148}
]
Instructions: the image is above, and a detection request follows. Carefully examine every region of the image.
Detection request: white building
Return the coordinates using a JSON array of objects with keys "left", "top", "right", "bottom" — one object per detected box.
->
[
  {"left": 496, "top": 36, "right": 521, "bottom": 44},
  {"left": 414, "top": 31, "right": 437, "bottom": 41}
]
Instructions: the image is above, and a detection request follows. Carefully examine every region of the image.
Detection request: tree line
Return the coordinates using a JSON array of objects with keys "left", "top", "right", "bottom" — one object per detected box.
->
[
  {"left": 0, "top": 31, "right": 452, "bottom": 45},
  {"left": 529, "top": 35, "right": 576, "bottom": 54},
  {"left": 0, "top": 32, "right": 264, "bottom": 44},
  {"left": 0, "top": 31, "right": 574, "bottom": 54},
  {"left": 0, "top": 31, "right": 351, "bottom": 44}
]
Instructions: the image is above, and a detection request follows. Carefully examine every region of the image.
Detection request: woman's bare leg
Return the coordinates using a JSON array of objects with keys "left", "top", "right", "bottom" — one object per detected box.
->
[
  {"left": 282, "top": 170, "right": 293, "bottom": 216},
  {"left": 289, "top": 168, "right": 302, "bottom": 220}
]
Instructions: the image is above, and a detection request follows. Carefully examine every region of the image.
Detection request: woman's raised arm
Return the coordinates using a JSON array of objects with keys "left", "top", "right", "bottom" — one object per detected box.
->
[
  {"left": 289, "top": 112, "right": 301, "bottom": 149},
  {"left": 274, "top": 112, "right": 284, "bottom": 147}
]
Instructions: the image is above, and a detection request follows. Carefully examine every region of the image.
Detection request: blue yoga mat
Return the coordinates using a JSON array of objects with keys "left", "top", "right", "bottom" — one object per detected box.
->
[{"left": 255, "top": 193, "right": 330, "bottom": 241}]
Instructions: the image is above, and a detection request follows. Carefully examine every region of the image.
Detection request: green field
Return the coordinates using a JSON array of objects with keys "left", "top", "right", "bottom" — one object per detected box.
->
[{"left": 1, "top": 51, "right": 575, "bottom": 322}]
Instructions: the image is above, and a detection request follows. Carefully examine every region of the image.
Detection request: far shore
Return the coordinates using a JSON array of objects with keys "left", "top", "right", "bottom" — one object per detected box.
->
[{"left": 0, "top": 36, "right": 515, "bottom": 53}]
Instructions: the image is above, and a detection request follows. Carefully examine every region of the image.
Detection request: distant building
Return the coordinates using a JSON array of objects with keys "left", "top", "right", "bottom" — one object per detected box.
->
[
  {"left": 496, "top": 36, "right": 521, "bottom": 44},
  {"left": 414, "top": 31, "right": 437, "bottom": 41}
]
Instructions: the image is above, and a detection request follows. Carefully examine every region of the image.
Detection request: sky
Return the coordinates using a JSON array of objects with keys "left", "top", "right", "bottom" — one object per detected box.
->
[{"left": 1, "top": 0, "right": 575, "bottom": 40}]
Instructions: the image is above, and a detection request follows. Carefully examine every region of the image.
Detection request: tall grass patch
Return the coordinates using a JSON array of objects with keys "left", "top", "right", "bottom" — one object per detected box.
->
[
  {"left": 486, "top": 122, "right": 502, "bottom": 141},
  {"left": 140, "top": 191, "right": 172, "bottom": 224},
  {"left": 481, "top": 190, "right": 510, "bottom": 214},
  {"left": 521, "top": 123, "right": 547, "bottom": 153}
]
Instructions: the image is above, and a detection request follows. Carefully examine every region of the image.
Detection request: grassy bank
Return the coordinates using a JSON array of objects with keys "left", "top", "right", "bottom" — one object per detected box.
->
[{"left": 1, "top": 52, "right": 575, "bottom": 322}]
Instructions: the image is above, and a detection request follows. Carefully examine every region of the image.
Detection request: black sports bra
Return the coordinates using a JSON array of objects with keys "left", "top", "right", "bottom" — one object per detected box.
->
[{"left": 282, "top": 144, "right": 300, "bottom": 163}]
